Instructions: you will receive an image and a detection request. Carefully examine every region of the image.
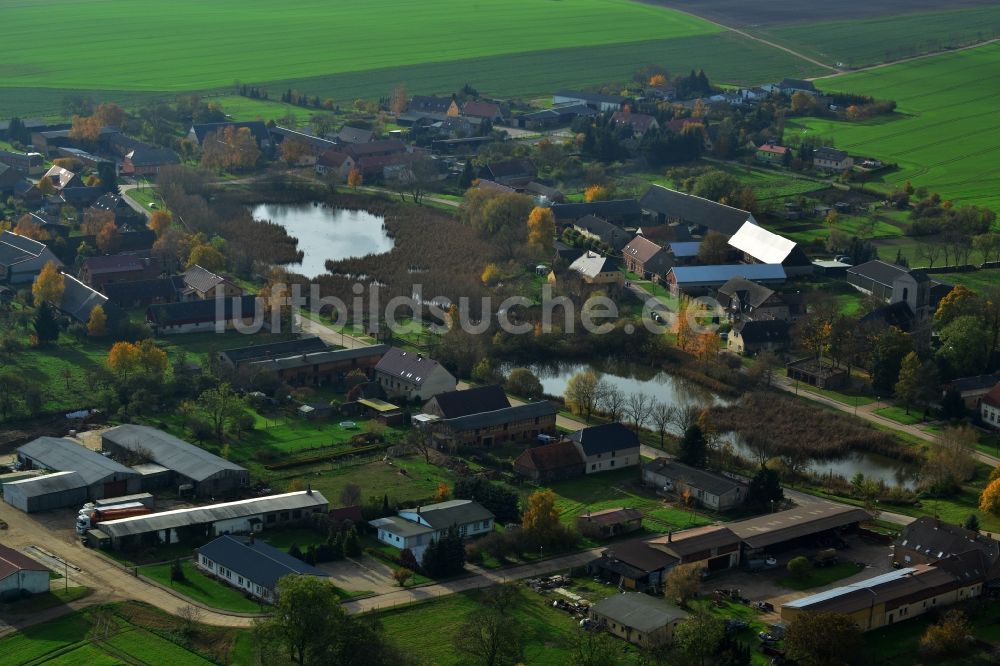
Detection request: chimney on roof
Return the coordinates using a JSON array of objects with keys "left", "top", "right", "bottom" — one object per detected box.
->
[
  {"left": 668, "top": 530, "right": 673, "bottom": 543},
  {"left": 307, "top": 484, "right": 313, "bottom": 496}
]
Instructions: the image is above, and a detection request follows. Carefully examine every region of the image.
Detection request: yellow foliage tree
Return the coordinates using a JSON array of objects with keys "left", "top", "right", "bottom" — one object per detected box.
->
[
  {"left": 584, "top": 184, "right": 613, "bottom": 202},
  {"left": 522, "top": 489, "right": 560, "bottom": 539},
  {"left": 32, "top": 261, "right": 65, "bottom": 305},
  {"left": 96, "top": 221, "right": 120, "bottom": 254},
  {"left": 107, "top": 341, "right": 141, "bottom": 383},
  {"left": 347, "top": 168, "right": 363, "bottom": 188},
  {"left": 187, "top": 243, "right": 226, "bottom": 272},
  {"left": 14, "top": 214, "right": 49, "bottom": 241},
  {"left": 648, "top": 74, "right": 667, "bottom": 87},
  {"left": 86, "top": 305, "right": 108, "bottom": 337},
  {"left": 137, "top": 338, "right": 169, "bottom": 379},
  {"left": 434, "top": 482, "right": 450, "bottom": 502},
  {"left": 934, "top": 284, "right": 979, "bottom": 327},
  {"left": 481, "top": 263, "right": 501, "bottom": 286},
  {"left": 980, "top": 476, "right": 1000, "bottom": 515},
  {"left": 36, "top": 176, "right": 55, "bottom": 197},
  {"left": 279, "top": 138, "right": 311, "bottom": 165},
  {"left": 148, "top": 210, "right": 172, "bottom": 238},
  {"left": 526, "top": 207, "right": 555, "bottom": 249}
]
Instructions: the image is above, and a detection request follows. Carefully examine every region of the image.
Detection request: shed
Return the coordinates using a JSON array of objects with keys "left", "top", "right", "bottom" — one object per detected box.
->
[
  {"left": 589, "top": 593, "right": 688, "bottom": 647},
  {"left": 0, "top": 543, "right": 51, "bottom": 600},
  {"left": 2, "top": 471, "right": 89, "bottom": 513},
  {"left": 16, "top": 437, "right": 140, "bottom": 500}
]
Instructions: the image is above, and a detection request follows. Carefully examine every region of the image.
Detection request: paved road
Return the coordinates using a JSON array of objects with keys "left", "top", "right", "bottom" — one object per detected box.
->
[{"left": 296, "top": 312, "right": 373, "bottom": 350}]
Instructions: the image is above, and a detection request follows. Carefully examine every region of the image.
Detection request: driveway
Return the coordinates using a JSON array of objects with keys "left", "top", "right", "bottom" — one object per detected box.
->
[{"left": 317, "top": 555, "right": 398, "bottom": 595}]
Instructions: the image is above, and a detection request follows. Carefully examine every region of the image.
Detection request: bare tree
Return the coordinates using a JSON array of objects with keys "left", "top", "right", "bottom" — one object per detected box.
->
[
  {"left": 403, "top": 429, "right": 433, "bottom": 463},
  {"left": 916, "top": 242, "right": 940, "bottom": 269},
  {"left": 651, "top": 401, "right": 674, "bottom": 449},
  {"left": 599, "top": 385, "right": 626, "bottom": 422},
  {"left": 339, "top": 483, "right": 362, "bottom": 507},
  {"left": 670, "top": 405, "right": 701, "bottom": 433},
  {"left": 625, "top": 393, "right": 651, "bottom": 431}
]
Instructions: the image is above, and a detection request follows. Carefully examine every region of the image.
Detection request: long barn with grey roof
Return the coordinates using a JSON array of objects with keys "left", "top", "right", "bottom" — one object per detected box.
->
[
  {"left": 219, "top": 338, "right": 389, "bottom": 387},
  {"left": 99, "top": 490, "right": 328, "bottom": 549},
  {"left": 433, "top": 401, "right": 557, "bottom": 448},
  {"left": 640, "top": 185, "right": 755, "bottom": 236},
  {"left": 101, "top": 425, "right": 248, "bottom": 498}
]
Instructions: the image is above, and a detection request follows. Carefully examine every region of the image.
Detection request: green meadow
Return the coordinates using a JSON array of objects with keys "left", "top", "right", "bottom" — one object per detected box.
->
[{"left": 787, "top": 43, "right": 1000, "bottom": 210}]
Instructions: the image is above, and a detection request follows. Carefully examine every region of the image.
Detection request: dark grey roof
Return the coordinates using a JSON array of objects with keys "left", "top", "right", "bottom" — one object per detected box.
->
[
  {"left": 730, "top": 503, "right": 870, "bottom": 549},
  {"left": 406, "top": 499, "right": 494, "bottom": 529},
  {"left": 190, "top": 121, "right": 269, "bottom": 146},
  {"left": 640, "top": 185, "right": 752, "bottom": 236},
  {"left": 846, "top": 259, "right": 908, "bottom": 287},
  {"left": 643, "top": 459, "right": 746, "bottom": 496},
  {"left": 337, "top": 126, "right": 374, "bottom": 144},
  {"left": 732, "top": 319, "right": 790, "bottom": 345},
  {"left": 0, "top": 230, "right": 46, "bottom": 266},
  {"left": 2, "top": 470, "right": 87, "bottom": 497},
  {"left": 146, "top": 295, "right": 259, "bottom": 326},
  {"left": 60, "top": 187, "right": 102, "bottom": 206},
  {"left": 18, "top": 437, "right": 137, "bottom": 486},
  {"left": 550, "top": 199, "right": 641, "bottom": 221},
  {"left": 897, "top": 516, "right": 1000, "bottom": 564},
  {"left": 599, "top": 537, "right": 678, "bottom": 573},
  {"left": 424, "top": 385, "right": 510, "bottom": 419},
  {"left": 81, "top": 254, "right": 157, "bottom": 275},
  {"left": 408, "top": 95, "right": 453, "bottom": 113},
  {"left": 573, "top": 215, "right": 629, "bottom": 250},
  {"left": 442, "top": 401, "right": 557, "bottom": 432},
  {"left": 220, "top": 336, "right": 330, "bottom": 366},
  {"left": 484, "top": 158, "right": 535, "bottom": 180},
  {"left": 270, "top": 127, "right": 338, "bottom": 151},
  {"left": 103, "top": 276, "right": 183, "bottom": 305},
  {"left": 102, "top": 425, "right": 247, "bottom": 483},
  {"left": 100, "top": 491, "right": 328, "bottom": 538},
  {"left": 375, "top": 348, "right": 448, "bottom": 388},
  {"left": 947, "top": 375, "right": 1000, "bottom": 393},
  {"left": 591, "top": 593, "right": 688, "bottom": 634},
  {"left": 779, "top": 78, "right": 816, "bottom": 92},
  {"left": 182, "top": 265, "right": 229, "bottom": 293},
  {"left": 125, "top": 146, "right": 180, "bottom": 167},
  {"left": 198, "top": 535, "right": 328, "bottom": 590},
  {"left": 717, "top": 277, "right": 776, "bottom": 309},
  {"left": 368, "top": 515, "right": 434, "bottom": 537},
  {"left": 860, "top": 301, "right": 916, "bottom": 330},
  {"left": 568, "top": 422, "right": 639, "bottom": 456},
  {"left": 248, "top": 345, "right": 390, "bottom": 371},
  {"left": 814, "top": 146, "right": 849, "bottom": 162},
  {"left": 59, "top": 274, "right": 109, "bottom": 323}
]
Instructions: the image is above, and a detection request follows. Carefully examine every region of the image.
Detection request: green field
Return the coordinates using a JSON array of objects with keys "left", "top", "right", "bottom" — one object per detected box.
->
[
  {"left": 787, "top": 43, "right": 1000, "bottom": 210},
  {"left": 755, "top": 6, "right": 1000, "bottom": 68}
]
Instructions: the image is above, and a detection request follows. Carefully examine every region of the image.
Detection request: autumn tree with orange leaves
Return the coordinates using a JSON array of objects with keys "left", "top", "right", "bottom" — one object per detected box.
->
[
  {"left": 347, "top": 168, "right": 363, "bottom": 188},
  {"left": 14, "top": 214, "right": 49, "bottom": 241},
  {"left": 526, "top": 207, "right": 555, "bottom": 250},
  {"left": 584, "top": 184, "right": 614, "bottom": 202},
  {"left": 147, "top": 210, "right": 172, "bottom": 238},
  {"left": 32, "top": 261, "right": 65, "bottom": 305},
  {"left": 201, "top": 126, "right": 260, "bottom": 171}
]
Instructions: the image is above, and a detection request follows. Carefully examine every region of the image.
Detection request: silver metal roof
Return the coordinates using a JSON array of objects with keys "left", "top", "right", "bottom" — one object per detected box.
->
[
  {"left": 99, "top": 491, "right": 329, "bottom": 538},
  {"left": 2, "top": 470, "right": 87, "bottom": 497},
  {"left": 369, "top": 516, "right": 435, "bottom": 537},
  {"left": 591, "top": 593, "right": 688, "bottom": 633},
  {"left": 18, "top": 437, "right": 138, "bottom": 486},
  {"left": 102, "top": 425, "right": 247, "bottom": 483},
  {"left": 783, "top": 568, "right": 917, "bottom": 608},
  {"left": 728, "top": 222, "right": 797, "bottom": 265}
]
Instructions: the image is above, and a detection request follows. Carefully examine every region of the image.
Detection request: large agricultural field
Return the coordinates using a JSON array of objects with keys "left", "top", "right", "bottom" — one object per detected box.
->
[
  {"left": 0, "top": 0, "right": 822, "bottom": 117},
  {"left": 786, "top": 43, "right": 1000, "bottom": 210}
]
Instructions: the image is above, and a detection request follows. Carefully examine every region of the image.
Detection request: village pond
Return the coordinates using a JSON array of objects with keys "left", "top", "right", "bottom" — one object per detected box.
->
[
  {"left": 521, "top": 360, "right": 919, "bottom": 488},
  {"left": 251, "top": 203, "right": 394, "bottom": 278}
]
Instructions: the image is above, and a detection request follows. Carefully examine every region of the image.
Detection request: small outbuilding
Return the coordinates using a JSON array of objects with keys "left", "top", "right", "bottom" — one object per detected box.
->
[
  {"left": 0, "top": 543, "right": 51, "bottom": 601},
  {"left": 577, "top": 507, "right": 643, "bottom": 539},
  {"left": 589, "top": 593, "right": 688, "bottom": 648}
]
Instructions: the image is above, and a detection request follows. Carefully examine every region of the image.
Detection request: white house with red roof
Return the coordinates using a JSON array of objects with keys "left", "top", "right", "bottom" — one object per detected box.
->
[{"left": 982, "top": 384, "right": 1000, "bottom": 429}]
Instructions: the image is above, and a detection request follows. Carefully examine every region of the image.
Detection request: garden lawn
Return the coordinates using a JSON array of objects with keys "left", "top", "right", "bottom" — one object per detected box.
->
[
  {"left": 874, "top": 405, "right": 926, "bottom": 425},
  {"left": 0, "top": 587, "right": 91, "bottom": 614},
  {"left": 103, "top": 628, "right": 215, "bottom": 666},
  {"left": 788, "top": 43, "right": 1000, "bottom": 209},
  {"left": 141, "top": 560, "right": 265, "bottom": 613},
  {"left": 0, "top": 614, "right": 91, "bottom": 666},
  {"left": 777, "top": 562, "right": 865, "bottom": 590},
  {"left": 928, "top": 268, "right": 1000, "bottom": 292},
  {"left": 213, "top": 95, "right": 337, "bottom": 124},
  {"left": 37, "top": 644, "right": 123, "bottom": 666}
]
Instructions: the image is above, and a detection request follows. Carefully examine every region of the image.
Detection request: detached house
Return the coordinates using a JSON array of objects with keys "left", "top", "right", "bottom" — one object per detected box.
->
[
  {"left": 755, "top": 143, "right": 788, "bottom": 164},
  {"left": 728, "top": 319, "right": 791, "bottom": 355},
  {"left": 981, "top": 384, "right": 1000, "bottom": 430},
  {"left": 569, "top": 423, "right": 640, "bottom": 474},
  {"left": 374, "top": 348, "right": 457, "bottom": 401},
  {"left": 459, "top": 101, "right": 504, "bottom": 124},
  {"left": 41, "top": 165, "right": 81, "bottom": 192},
  {"left": 197, "top": 534, "right": 328, "bottom": 603},
  {"left": 434, "top": 402, "right": 558, "bottom": 448},
  {"left": 642, "top": 459, "right": 747, "bottom": 511},
  {"left": 813, "top": 147, "right": 853, "bottom": 172},
  {"left": 181, "top": 265, "right": 243, "bottom": 300},
  {"left": 622, "top": 235, "right": 670, "bottom": 280},
  {"left": 567, "top": 252, "right": 623, "bottom": 287},
  {"left": 370, "top": 499, "right": 494, "bottom": 560},
  {"left": 716, "top": 277, "right": 792, "bottom": 322},
  {"left": 610, "top": 111, "right": 659, "bottom": 138}
]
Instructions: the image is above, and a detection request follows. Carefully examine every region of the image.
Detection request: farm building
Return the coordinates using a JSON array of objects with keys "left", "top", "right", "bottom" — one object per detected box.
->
[
  {"left": 642, "top": 459, "right": 747, "bottom": 511},
  {"left": 181, "top": 265, "right": 243, "bottom": 300},
  {"left": 370, "top": 499, "right": 494, "bottom": 560},
  {"left": 422, "top": 385, "right": 510, "bottom": 420},
  {"left": 146, "top": 294, "right": 261, "bottom": 335},
  {"left": 892, "top": 517, "right": 1000, "bottom": 569},
  {"left": 846, "top": 260, "right": 950, "bottom": 324},
  {"left": 568, "top": 423, "right": 640, "bottom": 474},
  {"left": 983, "top": 384, "right": 1000, "bottom": 430},
  {"left": 98, "top": 490, "right": 329, "bottom": 550},
  {"left": 553, "top": 90, "right": 627, "bottom": 112},
  {"left": 639, "top": 185, "right": 755, "bottom": 236},
  {"left": 0, "top": 149, "right": 44, "bottom": 176},
  {"left": 549, "top": 200, "right": 642, "bottom": 227},
  {"left": 716, "top": 277, "right": 797, "bottom": 323},
  {"left": 729, "top": 503, "right": 870, "bottom": 559},
  {"left": 2, "top": 471, "right": 89, "bottom": 513},
  {"left": 217, "top": 336, "right": 329, "bottom": 370},
  {"left": 567, "top": 251, "right": 623, "bottom": 286},
  {"left": 667, "top": 264, "right": 786, "bottom": 297},
  {"left": 0, "top": 230, "right": 63, "bottom": 285},
  {"left": 647, "top": 525, "right": 742, "bottom": 572},
  {"left": 577, "top": 507, "right": 643, "bottom": 539},
  {"left": 188, "top": 121, "right": 271, "bottom": 147},
  {"left": 101, "top": 425, "right": 249, "bottom": 497},
  {"left": 233, "top": 343, "right": 390, "bottom": 387},
  {"left": 196, "top": 534, "right": 329, "bottom": 603},
  {"left": 0, "top": 543, "right": 50, "bottom": 601},
  {"left": 589, "top": 593, "right": 688, "bottom": 648},
  {"left": 573, "top": 216, "right": 630, "bottom": 252},
  {"left": 785, "top": 357, "right": 849, "bottom": 390},
  {"left": 727, "top": 222, "right": 812, "bottom": 276},
  {"left": 514, "top": 440, "right": 585, "bottom": 484},
  {"left": 433, "top": 401, "right": 558, "bottom": 448},
  {"left": 57, "top": 274, "right": 114, "bottom": 325},
  {"left": 79, "top": 255, "right": 161, "bottom": 290},
  {"left": 374, "top": 348, "right": 456, "bottom": 401},
  {"left": 943, "top": 374, "right": 1000, "bottom": 410},
  {"left": 727, "top": 319, "right": 791, "bottom": 356},
  {"left": 621, "top": 235, "right": 671, "bottom": 280}
]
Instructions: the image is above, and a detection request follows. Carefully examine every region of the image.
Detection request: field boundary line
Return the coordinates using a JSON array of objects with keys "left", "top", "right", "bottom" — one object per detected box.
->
[{"left": 812, "top": 37, "right": 1000, "bottom": 81}]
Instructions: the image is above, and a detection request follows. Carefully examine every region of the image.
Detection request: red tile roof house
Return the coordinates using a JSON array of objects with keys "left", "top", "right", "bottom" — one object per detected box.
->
[
  {"left": 514, "top": 439, "right": 585, "bottom": 483},
  {"left": 755, "top": 142, "right": 788, "bottom": 164},
  {"left": 79, "top": 255, "right": 161, "bottom": 290},
  {"left": 622, "top": 234, "right": 671, "bottom": 281},
  {"left": 610, "top": 111, "right": 659, "bottom": 138},
  {"left": 460, "top": 101, "right": 504, "bottom": 124},
  {"left": 982, "top": 384, "right": 1000, "bottom": 430},
  {"left": 0, "top": 542, "right": 50, "bottom": 600}
]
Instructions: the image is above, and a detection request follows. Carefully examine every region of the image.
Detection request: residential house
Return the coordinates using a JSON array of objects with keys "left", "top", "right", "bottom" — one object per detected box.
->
[
  {"left": 813, "top": 147, "right": 853, "bottom": 172},
  {"left": 146, "top": 294, "right": 261, "bottom": 335},
  {"left": 847, "top": 260, "right": 949, "bottom": 324},
  {"left": 514, "top": 440, "right": 585, "bottom": 484},
  {"left": 553, "top": 90, "right": 627, "bottom": 112},
  {"left": 0, "top": 164, "right": 24, "bottom": 196},
  {"left": 728, "top": 319, "right": 791, "bottom": 355},
  {"left": 569, "top": 423, "right": 640, "bottom": 474},
  {"left": 188, "top": 122, "right": 271, "bottom": 148},
  {"left": 369, "top": 499, "right": 494, "bottom": 560},
  {"left": 422, "top": 385, "right": 510, "bottom": 419},
  {"left": 610, "top": 111, "right": 659, "bottom": 138},
  {"left": 481, "top": 159, "right": 535, "bottom": 187},
  {"left": 374, "top": 348, "right": 456, "bottom": 401},
  {"left": 573, "top": 215, "right": 629, "bottom": 252},
  {"left": 121, "top": 146, "right": 180, "bottom": 176},
  {"left": 408, "top": 95, "right": 453, "bottom": 115},
  {"left": 667, "top": 264, "right": 786, "bottom": 297},
  {"left": 642, "top": 459, "right": 747, "bottom": 511},
  {"left": 0, "top": 230, "right": 63, "bottom": 284},
  {"left": 523, "top": 181, "right": 565, "bottom": 203},
  {"left": 0, "top": 543, "right": 50, "bottom": 600},
  {"left": 982, "top": 384, "right": 1000, "bottom": 429},
  {"left": 622, "top": 235, "right": 671, "bottom": 280},
  {"left": 0, "top": 150, "right": 44, "bottom": 176},
  {"left": 181, "top": 265, "right": 242, "bottom": 300},
  {"left": 433, "top": 401, "right": 558, "bottom": 448},
  {"left": 892, "top": 517, "right": 1000, "bottom": 569},
  {"left": 88, "top": 193, "right": 143, "bottom": 228},
  {"left": 460, "top": 101, "right": 503, "bottom": 124},
  {"left": 755, "top": 143, "right": 788, "bottom": 164},
  {"left": 79, "top": 255, "right": 161, "bottom": 290},
  {"left": 943, "top": 375, "right": 1000, "bottom": 410},
  {"left": 553, "top": 202, "right": 642, "bottom": 231},
  {"left": 716, "top": 277, "right": 792, "bottom": 322},
  {"left": 567, "top": 252, "right": 623, "bottom": 286},
  {"left": 639, "top": 185, "right": 755, "bottom": 237},
  {"left": 776, "top": 78, "right": 818, "bottom": 95},
  {"left": 197, "top": 534, "right": 327, "bottom": 602},
  {"left": 40, "top": 165, "right": 81, "bottom": 192},
  {"left": 588, "top": 538, "right": 678, "bottom": 591},
  {"left": 59, "top": 186, "right": 103, "bottom": 208},
  {"left": 577, "top": 507, "right": 643, "bottom": 539}
]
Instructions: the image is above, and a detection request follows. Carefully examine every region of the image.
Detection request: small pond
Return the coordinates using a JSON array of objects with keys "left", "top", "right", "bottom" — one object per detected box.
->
[{"left": 251, "top": 203, "right": 393, "bottom": 278}]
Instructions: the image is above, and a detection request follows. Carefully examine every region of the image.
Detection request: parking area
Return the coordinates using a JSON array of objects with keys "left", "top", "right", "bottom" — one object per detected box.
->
[{"left": 317, "top": 555, "right": 399, "bottom": 595}]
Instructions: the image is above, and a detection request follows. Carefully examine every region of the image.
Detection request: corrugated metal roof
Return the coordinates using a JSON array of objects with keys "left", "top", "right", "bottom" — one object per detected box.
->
[
  {"left": 669, "top": 241, "right": 701, "bottom": 258},
  {"left": 18, "top": 437, "right": 137, "bottom": 486},
  {"left": 404, "top": 499, "right": 494, "bottom": 530},
  {"left": 1, "top": 470, "right": 87, "bottom": 497},
  {"left": 99, "top": 491, "right": 328, "bottom": 538},
  {"left": 102, "top": 425, "right": 246, "bottom": 483},
  {"left": 591, "top": 593, "right": 688, "bottom": 633},
  {"left": 729, "top": 503, "right": 870, "bottom": 549},
  {"left": 727, "top": 222, "right": 796, "bottom": 264},
  {"left": 369, "top": 515, "right": 435, "bottom": 537},
  {"left": 669, "top": 264, "right": 785, "bottom": 286},
  {"left": 442, "top": 401, "right": 557, "bottom": 432}
]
